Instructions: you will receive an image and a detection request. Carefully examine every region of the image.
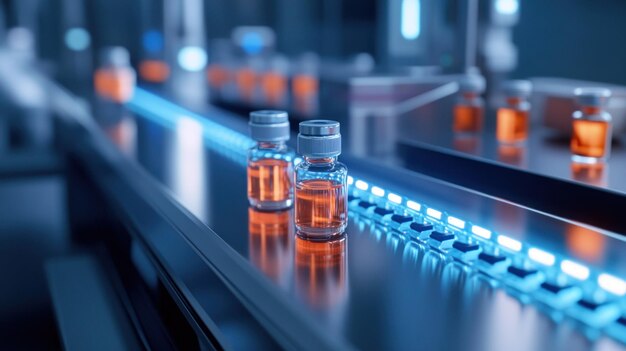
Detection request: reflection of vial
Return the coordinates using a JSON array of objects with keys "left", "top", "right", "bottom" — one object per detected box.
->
[
  {"left": 570, "top": 88, "right": 612, "bottom": 164},
  {"left": 248, "top": 207, "right": 293, "bottom": 286},
  {"left": 496, "top": 80, "right": 532, "bottom": 144},
  {"left": 295, "top": 120, "right": 348, "bottom": 238},
  {"left": 453, "top": 75, "right": 485, "bottom": 133},
  {"left": 295, "top": 235, "right": 347, "bottom": 308},
  {"left": 247, "top": 110, "right": 295, "bottom": 210},
  {"left": 94, "top": 47, "right": 136, "bottom": 103}
]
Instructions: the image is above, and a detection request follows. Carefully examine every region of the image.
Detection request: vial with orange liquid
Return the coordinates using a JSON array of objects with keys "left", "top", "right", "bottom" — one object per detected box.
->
[
  {"left": 496, "top": 80, "right": 532, "bottom": 144},
  {"left": 453, "top": 75, "right": 485, "bottom": 133},
  {"left": 295, "top": 120, "right": 348, "bottom": 238},
  {"left": 94, "top": 47, "right": 136, "bottom": 103},
  {"left": 261, "top": 55, "right": 289, "bottom": 107},
  {"left": 570, "top": 88, "right": 612, "bottom": 164},
  {"left": 247, "top": 110, "right": 295, "bottom": 210}
]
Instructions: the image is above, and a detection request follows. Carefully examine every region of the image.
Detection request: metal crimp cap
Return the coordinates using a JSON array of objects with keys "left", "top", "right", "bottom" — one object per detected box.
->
[
  {"left": 298, "top": 120, "right": 341, "bottom": 157},
  {"left": 503, "top": 80, "right": 532, "bottom": 97},
  {"left": 100, "top": 46, "right": 131, "bottom": 68},
  {"left": 575, "top": 87, "right": 612, "bottom": 107},
  {"left": 249, "top": 110, "right": 290, "bottom": 142}
]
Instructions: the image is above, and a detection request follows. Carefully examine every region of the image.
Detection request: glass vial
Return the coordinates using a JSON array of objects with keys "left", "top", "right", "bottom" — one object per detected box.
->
[
  {"left": 570, "top": 88, "right": 612, "bottom": 164},
  {"left": 496, "top": 80, "right": 532, "bottom": 144},
  {"left": 94, "top": 47, "right": 136, "bottom": 103},
  {"left": 453, "top": 75, "right": 485, "bottom": 133},
  {"left": 247, "top": 110, "right": 295, "bottom": 210},
  {"left": 295, "top": 120, "right": 348, "bottom": 238}
]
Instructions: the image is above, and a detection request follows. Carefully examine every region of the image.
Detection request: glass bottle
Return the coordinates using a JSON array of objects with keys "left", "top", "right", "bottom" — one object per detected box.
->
[
  {"left": 94, "top": 47, "right": 136, "bottom": 103},
  {"left": 295, "top": 120, "right": 348, "bottom": 238},
  {"left": 453, "top": 75, "right": 485, "bottom": 133},
  {"left": 496, "top": 80, "right": 532, "bottom": 144},
  {"left": 247, "top": 110, "right": 295, "bottom": 210},
  {"left": 570, "top": 88, "right": 612, "bottom": 164}
]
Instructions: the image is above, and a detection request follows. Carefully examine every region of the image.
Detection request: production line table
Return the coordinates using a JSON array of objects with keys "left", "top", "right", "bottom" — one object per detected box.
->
[{"left": 76, "top": 85, "right": 626, "bottom": 350}]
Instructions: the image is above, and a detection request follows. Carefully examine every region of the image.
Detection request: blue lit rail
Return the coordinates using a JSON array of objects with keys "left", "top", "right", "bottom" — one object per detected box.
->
[{"left": 126, "top": 89, "right": 626, "bottom": 343}]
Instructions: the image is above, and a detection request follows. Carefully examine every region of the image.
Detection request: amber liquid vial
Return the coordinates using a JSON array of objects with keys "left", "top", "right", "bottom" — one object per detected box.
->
[
  {"left": 570, "top": 89, "right": 612, "bottom": 163},
  {"left": 247, "top": 111, "right": 294, "bottom": 210},
  {"left": 247, "top": 158, "right": 293, "bottom": 208},
  {"left": 497, "top": 101, "right": 529, "bottom": 143},
  {"left": 295, "top": 120, "right": 348, "bottom": 238},
  {"left": 295, "top": 179, "right": 347, "bottom": 236}
]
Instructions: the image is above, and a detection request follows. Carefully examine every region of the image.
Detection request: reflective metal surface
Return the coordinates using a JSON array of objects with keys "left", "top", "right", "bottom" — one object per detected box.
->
[
  {"left": 96, "top": 93, "right": 626, "bottom": 350},
  {"left": 396, "top": 93, "right": 626, "bottom": 194}
]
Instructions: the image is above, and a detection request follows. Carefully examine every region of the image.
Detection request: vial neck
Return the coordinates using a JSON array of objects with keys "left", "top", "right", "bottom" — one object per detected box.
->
[
  {"left": 258, "top": 141, "right": 286, "bottom": 150},
  {"left": 305, "top": 156, "right": 336, "bottom": 165},
  {"left": 462, "top": 92, "right": 479, "bottom": 100},
  {"left": 582, "top": 106, "right": 603, "bottom": 115}
]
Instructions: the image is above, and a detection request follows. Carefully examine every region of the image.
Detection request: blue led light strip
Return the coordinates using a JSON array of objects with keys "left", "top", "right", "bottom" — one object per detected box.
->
[{"left": 127, "top": 90, "right": 626, "bottom": 339}]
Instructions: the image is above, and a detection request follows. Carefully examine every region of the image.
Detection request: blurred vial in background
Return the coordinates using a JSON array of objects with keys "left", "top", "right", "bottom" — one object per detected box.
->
[
  {"left": 247, "top": 110, "right": 295, "bottom": 210},
  {"left": 496, "top": 80, "right": 532, "bottom": 144},
  {"left": 453, "top": 74, "right": 485, "bottom": 133},
  {"left": 248, "top": 207, "right": 293, "bottom": 287},
  {"left": 94, "top": 47, "right": 136, "bottom": 103},
  {"left": 292, "top": 52, "right": 320, "bottom": 116},
  {"left": 235, "top": 56, "right": 262, "bottom": 104},
  {"left": 570, "top": 88, "right": 612, "bottom": 164},
  {"left": 295, "top": 120, "right": 348, "bottom": 238},
  {"left": 261, "top": 54, "right": 289, "bottom": 108},
  {"left": 207, "top": 40, "right": 233, "bottom": 99}
]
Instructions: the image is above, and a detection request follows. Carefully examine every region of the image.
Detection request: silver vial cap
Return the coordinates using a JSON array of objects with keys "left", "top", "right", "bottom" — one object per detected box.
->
[
  {"left": 503, "top": 80, "right": 532, "bottom": 97},
  {"left": 458, "top": 74, "right": 486, "bottom": 93},
  {"left": 575, "top": 87, "right": 611, "bottom": 107},
  {"left": 298, "top": 120, "right": 341, "bottom": 157},
  {"left": 249, "top": 110, "right": 290, "bottom": 142},
  {"left": 100, "top": 46, "right": 130, "bottom": 68}
]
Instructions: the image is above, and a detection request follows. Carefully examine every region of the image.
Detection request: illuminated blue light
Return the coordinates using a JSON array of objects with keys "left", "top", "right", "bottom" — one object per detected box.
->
[
  {"left": 471, "top": 225, "right": 491, "bottom": 239},
  {"left": 294, "top": 157, "right": 303, "bottom": 166},
  {"left": 347, "top": 176, "right": 354, "bottom": 185},
  {"left": 372, "top": 186, "right": 385, "bottom": 197},
  {"left": 426, "top": 208, "right": 442, "bottom": 220},
  {"left": 497, "top": 235, "right": 522, "bottom": 252},
  {"left": 406, "top": 200, "right": 421, "bottom": 212},
  {"left": 528, "top": 248, "right": 555, "bottom": 266},
  {"left": 388, "top": 193, "right": 402, "bottom": 204},
  {"left": 126, "top": 88, "right": 254, "bottom": 165},
  {"left": 598, "top": 274, "right": 626, "bottom": 296},
  {"left": 560, "top": 260, "right": 589, "bottom": 280},
  {"left": 355, "top": 180, "right": 369, "bottom": 191},
  {"left": 64, "top": 28, "right": 91, "bottom": 51},
  {"left": 401, "top": 0, "right": 421, "bottom": 40},
  {"left": 447, "top": 216, "right": 465, "bottom": 229},
  {"left": 495, "top": 0, "right": 519, "bottom": 15},
  {"left": 143, "top": 30, "right": 164, "bottom": 54},
  {"left": 177, "top": 46, "right": 207, "bottom": 72},
  {"left": 241, "top": 32, "right": 264, "bottom": 55}
]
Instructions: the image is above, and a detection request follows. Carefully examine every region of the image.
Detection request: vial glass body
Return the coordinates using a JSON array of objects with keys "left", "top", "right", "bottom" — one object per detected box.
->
[
  {"left": 497, "top": 98, "right": 530, "bottom": 144},
  {"left": 453, "top": 93, "right": 484, "bottom": 133},
  {"left": 295, "top": 157, "right": 348, "bottom": 238},
  {"left": 570, "top": 109, "right": 612, "bottom": 163},
  {"left": 247, "top": 142, "right": 295, "bottom": 210}
]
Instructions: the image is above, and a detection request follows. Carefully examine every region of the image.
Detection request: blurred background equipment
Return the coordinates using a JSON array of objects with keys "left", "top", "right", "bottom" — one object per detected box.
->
[{"left": 1, "top": 0, "right": 626, "bottom": 350}]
